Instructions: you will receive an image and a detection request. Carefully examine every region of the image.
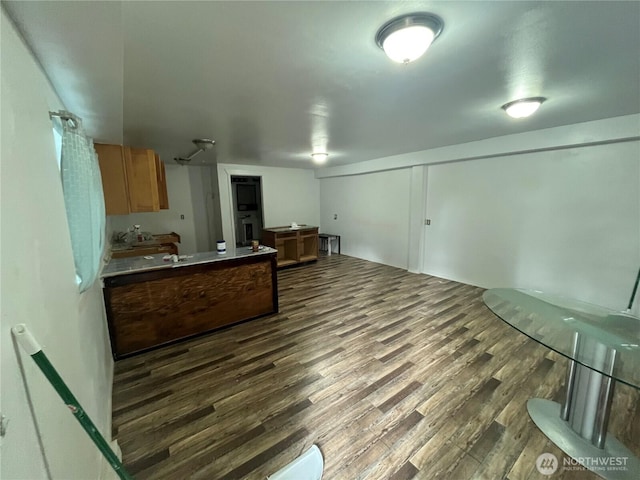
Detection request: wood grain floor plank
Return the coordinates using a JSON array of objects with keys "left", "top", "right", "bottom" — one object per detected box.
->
[
  {"left": 389, "top": 461, "right": 420, "bottom": 480},
  {"left": 112, "top": 254, "right": 639, "bottom": 479},
  {"left": 202, "top": 427, "right": 308, "bottom": 480}
]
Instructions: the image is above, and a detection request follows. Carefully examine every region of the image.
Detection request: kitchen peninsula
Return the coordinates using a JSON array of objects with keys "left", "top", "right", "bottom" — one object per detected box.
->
[{"left": 102, "top": 247, "right": 278, "bottom": 358}]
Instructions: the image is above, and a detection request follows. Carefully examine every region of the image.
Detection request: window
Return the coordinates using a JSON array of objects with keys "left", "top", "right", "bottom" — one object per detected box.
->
[
  {"left": 52, "top": 127, "right": 62, "bottom": 168},
  {"left": 56, "top": 118, "right": 106, "bottom": 292},
  {"left": 53, "top": 127, "right": 81, "bottom": 285}
]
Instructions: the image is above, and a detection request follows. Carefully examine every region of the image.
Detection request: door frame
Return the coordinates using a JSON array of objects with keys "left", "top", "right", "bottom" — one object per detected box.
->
[{"left": 222, "top": 168, "right": 265, "bottom": 248}]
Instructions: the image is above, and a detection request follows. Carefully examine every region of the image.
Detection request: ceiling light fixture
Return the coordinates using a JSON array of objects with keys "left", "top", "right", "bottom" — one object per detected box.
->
[
  {"left": 375, "top": 13, "right": 444, "bottom": 64},
  {"left": 311, "top": 152, "right": 329, "bottom": 164},
  {"left": 501, "top": 97, "right": 546, "bottom": 119},
  {"left": 174, "top": 138, "right": 216, "bottom": 165}
]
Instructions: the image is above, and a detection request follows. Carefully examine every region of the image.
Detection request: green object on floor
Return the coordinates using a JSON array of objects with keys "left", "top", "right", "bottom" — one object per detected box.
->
[{"left": 12, "top": 324, "right": 134, "bottom": 480}]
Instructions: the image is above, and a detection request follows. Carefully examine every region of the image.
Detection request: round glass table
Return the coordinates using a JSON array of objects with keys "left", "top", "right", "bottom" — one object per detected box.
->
[{"left": 483, "top": 288, "right": 639, "bottom": 480}]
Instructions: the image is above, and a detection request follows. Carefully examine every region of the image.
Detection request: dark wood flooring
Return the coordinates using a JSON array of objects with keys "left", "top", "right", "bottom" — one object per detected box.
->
[{"left": 112, "top": 254, "right": 639, "bottom": 479}]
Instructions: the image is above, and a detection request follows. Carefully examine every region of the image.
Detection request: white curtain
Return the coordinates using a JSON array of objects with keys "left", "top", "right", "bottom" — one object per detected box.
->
[{"left": 60, "top": 118, "right": 106, "bottom": 292}]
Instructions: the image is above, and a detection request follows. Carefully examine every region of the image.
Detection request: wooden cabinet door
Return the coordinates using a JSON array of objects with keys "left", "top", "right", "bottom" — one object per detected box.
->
[
  {"left": 125, "top": 147, "right": 160, "bottom": 212},
  {"left": 300, "top": 228, "right": 318, "bottom": 262},
  {"left": 95, "top": 143, "right": 130, "bottom": 215},
  {"left": 155, "top": 154, "right": 170, "bottom": 210}
]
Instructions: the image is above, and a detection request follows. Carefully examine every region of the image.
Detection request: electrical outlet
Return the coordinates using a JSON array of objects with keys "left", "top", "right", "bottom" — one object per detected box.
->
[
  {"left": 333, "top": 214, "right": 338, "bottom": 220},
  {"left": 180, "top": 214, "right": 185, "bottom": 220},
  {"left": 425, "top": 219, "right": 431, "bottom": 225}
]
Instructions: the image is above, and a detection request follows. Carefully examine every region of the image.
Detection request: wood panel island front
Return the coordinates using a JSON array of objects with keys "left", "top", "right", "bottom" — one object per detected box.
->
[{"left": 101, "top": 247, "right": 278, "bottom": 359}]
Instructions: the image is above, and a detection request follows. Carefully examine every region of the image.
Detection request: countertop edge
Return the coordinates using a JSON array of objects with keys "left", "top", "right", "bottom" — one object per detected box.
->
[{"left": 101, "top": 248, "right": 277, "bottom": 279}]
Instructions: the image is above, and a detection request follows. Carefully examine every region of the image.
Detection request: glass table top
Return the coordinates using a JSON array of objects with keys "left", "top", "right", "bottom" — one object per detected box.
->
[{"left": 483, "top": 288, "right": 640, "bottom": 390}]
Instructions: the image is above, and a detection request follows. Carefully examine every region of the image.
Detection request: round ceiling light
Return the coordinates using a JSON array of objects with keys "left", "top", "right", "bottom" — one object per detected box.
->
[
  {"left": 192, "top": 138, "right": 216, "bottom": 150},
  {"left": 311, "top": 152, "right": 329, "bottom": 164},
  {"left": 375, "top": 13, "right": 444, "bottom": 64},
  {"left": 501, "top": 97, "right": 546, "bottom": 119}
]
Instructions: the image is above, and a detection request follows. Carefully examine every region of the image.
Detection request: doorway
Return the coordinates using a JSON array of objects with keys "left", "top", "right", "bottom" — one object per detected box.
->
[{"left": 231, "top": 175, "right": 264, "bottom": 247}]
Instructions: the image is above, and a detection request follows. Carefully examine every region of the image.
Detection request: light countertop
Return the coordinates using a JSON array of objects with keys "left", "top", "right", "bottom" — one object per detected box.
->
[
  {"left": 263, "top": 225, "right": 318, "bottom": 233},
  {"left": 101, "top": 246, "right": 277, "bottom": 278}
]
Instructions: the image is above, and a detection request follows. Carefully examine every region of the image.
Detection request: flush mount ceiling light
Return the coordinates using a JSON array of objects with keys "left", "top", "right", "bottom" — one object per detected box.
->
[
  {"left": 501, "top": 97, "right": 546, "bottom": 119},
  {"left": 193, "top": 138, "right": 216, "bottom": 150},
  {"left": 174, "top": 138, "right": 216, "bottom": 165},
  {"left": 375, "top": 13, "right": 444, "bottom": 64},
  {"left": 311, "top": 152, "right": 329, "bottom": 164}
]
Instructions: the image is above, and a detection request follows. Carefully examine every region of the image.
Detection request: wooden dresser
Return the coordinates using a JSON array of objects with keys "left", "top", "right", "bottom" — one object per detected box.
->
[{"left": 262, "top": 226, "right": 318, "bottom": 268}]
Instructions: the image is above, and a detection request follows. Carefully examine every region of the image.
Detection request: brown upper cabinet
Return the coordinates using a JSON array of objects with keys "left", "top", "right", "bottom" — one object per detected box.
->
[
  {"left": 125, "top": 147, "right": 159, "bottom": 212},
  {"left": 155, "top": 154, "right": 169, "bottom": 210},
  {"left": 96, "top": 144, "right": 130, "bottom": 215},
  {"left": 95, "top": 143, "right": 169, "bottom": 215}
]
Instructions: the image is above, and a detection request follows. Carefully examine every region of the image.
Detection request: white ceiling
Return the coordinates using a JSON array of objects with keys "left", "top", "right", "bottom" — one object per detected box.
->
[{"left": 5, "top": 1, "right": 640, "bottom": 169}]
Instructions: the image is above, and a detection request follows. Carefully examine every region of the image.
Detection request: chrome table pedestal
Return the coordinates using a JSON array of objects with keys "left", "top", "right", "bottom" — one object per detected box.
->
[
  {"left": 483, "top": 289, "right": 640, "bottom": 480},
  {"left": 527, "top": 334, "right": 639, "bottom": 480}
]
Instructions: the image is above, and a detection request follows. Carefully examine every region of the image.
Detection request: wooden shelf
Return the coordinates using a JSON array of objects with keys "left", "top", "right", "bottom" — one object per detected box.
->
[{"left": 302, "top": 234, "right": 318, "bottom": 261}]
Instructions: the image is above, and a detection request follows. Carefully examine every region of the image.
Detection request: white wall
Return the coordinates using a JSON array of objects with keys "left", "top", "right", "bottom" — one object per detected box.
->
[
  {"left": 423, "top": 141, "right": 640, "bottom": 313},
  {"left": 319, "top": 169, "right": 412, "bottom": 269},
  {"left": 217, "top": 164, "right": 320, "bottom": 246},
  {"left": 188, "top": 165, "right": 212, "bottom": 252},
  {"left": 1, "top": 8, "right": 114, "bottom": 479},
  {"left": 109, "top": 163, "right": 199, "bottom": 254},
  {"left": 316, "top": 115, "right": 640, "bottom": 313},
  {"left": 189, "top": 165, "right": 225, "bottom": 252}
]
